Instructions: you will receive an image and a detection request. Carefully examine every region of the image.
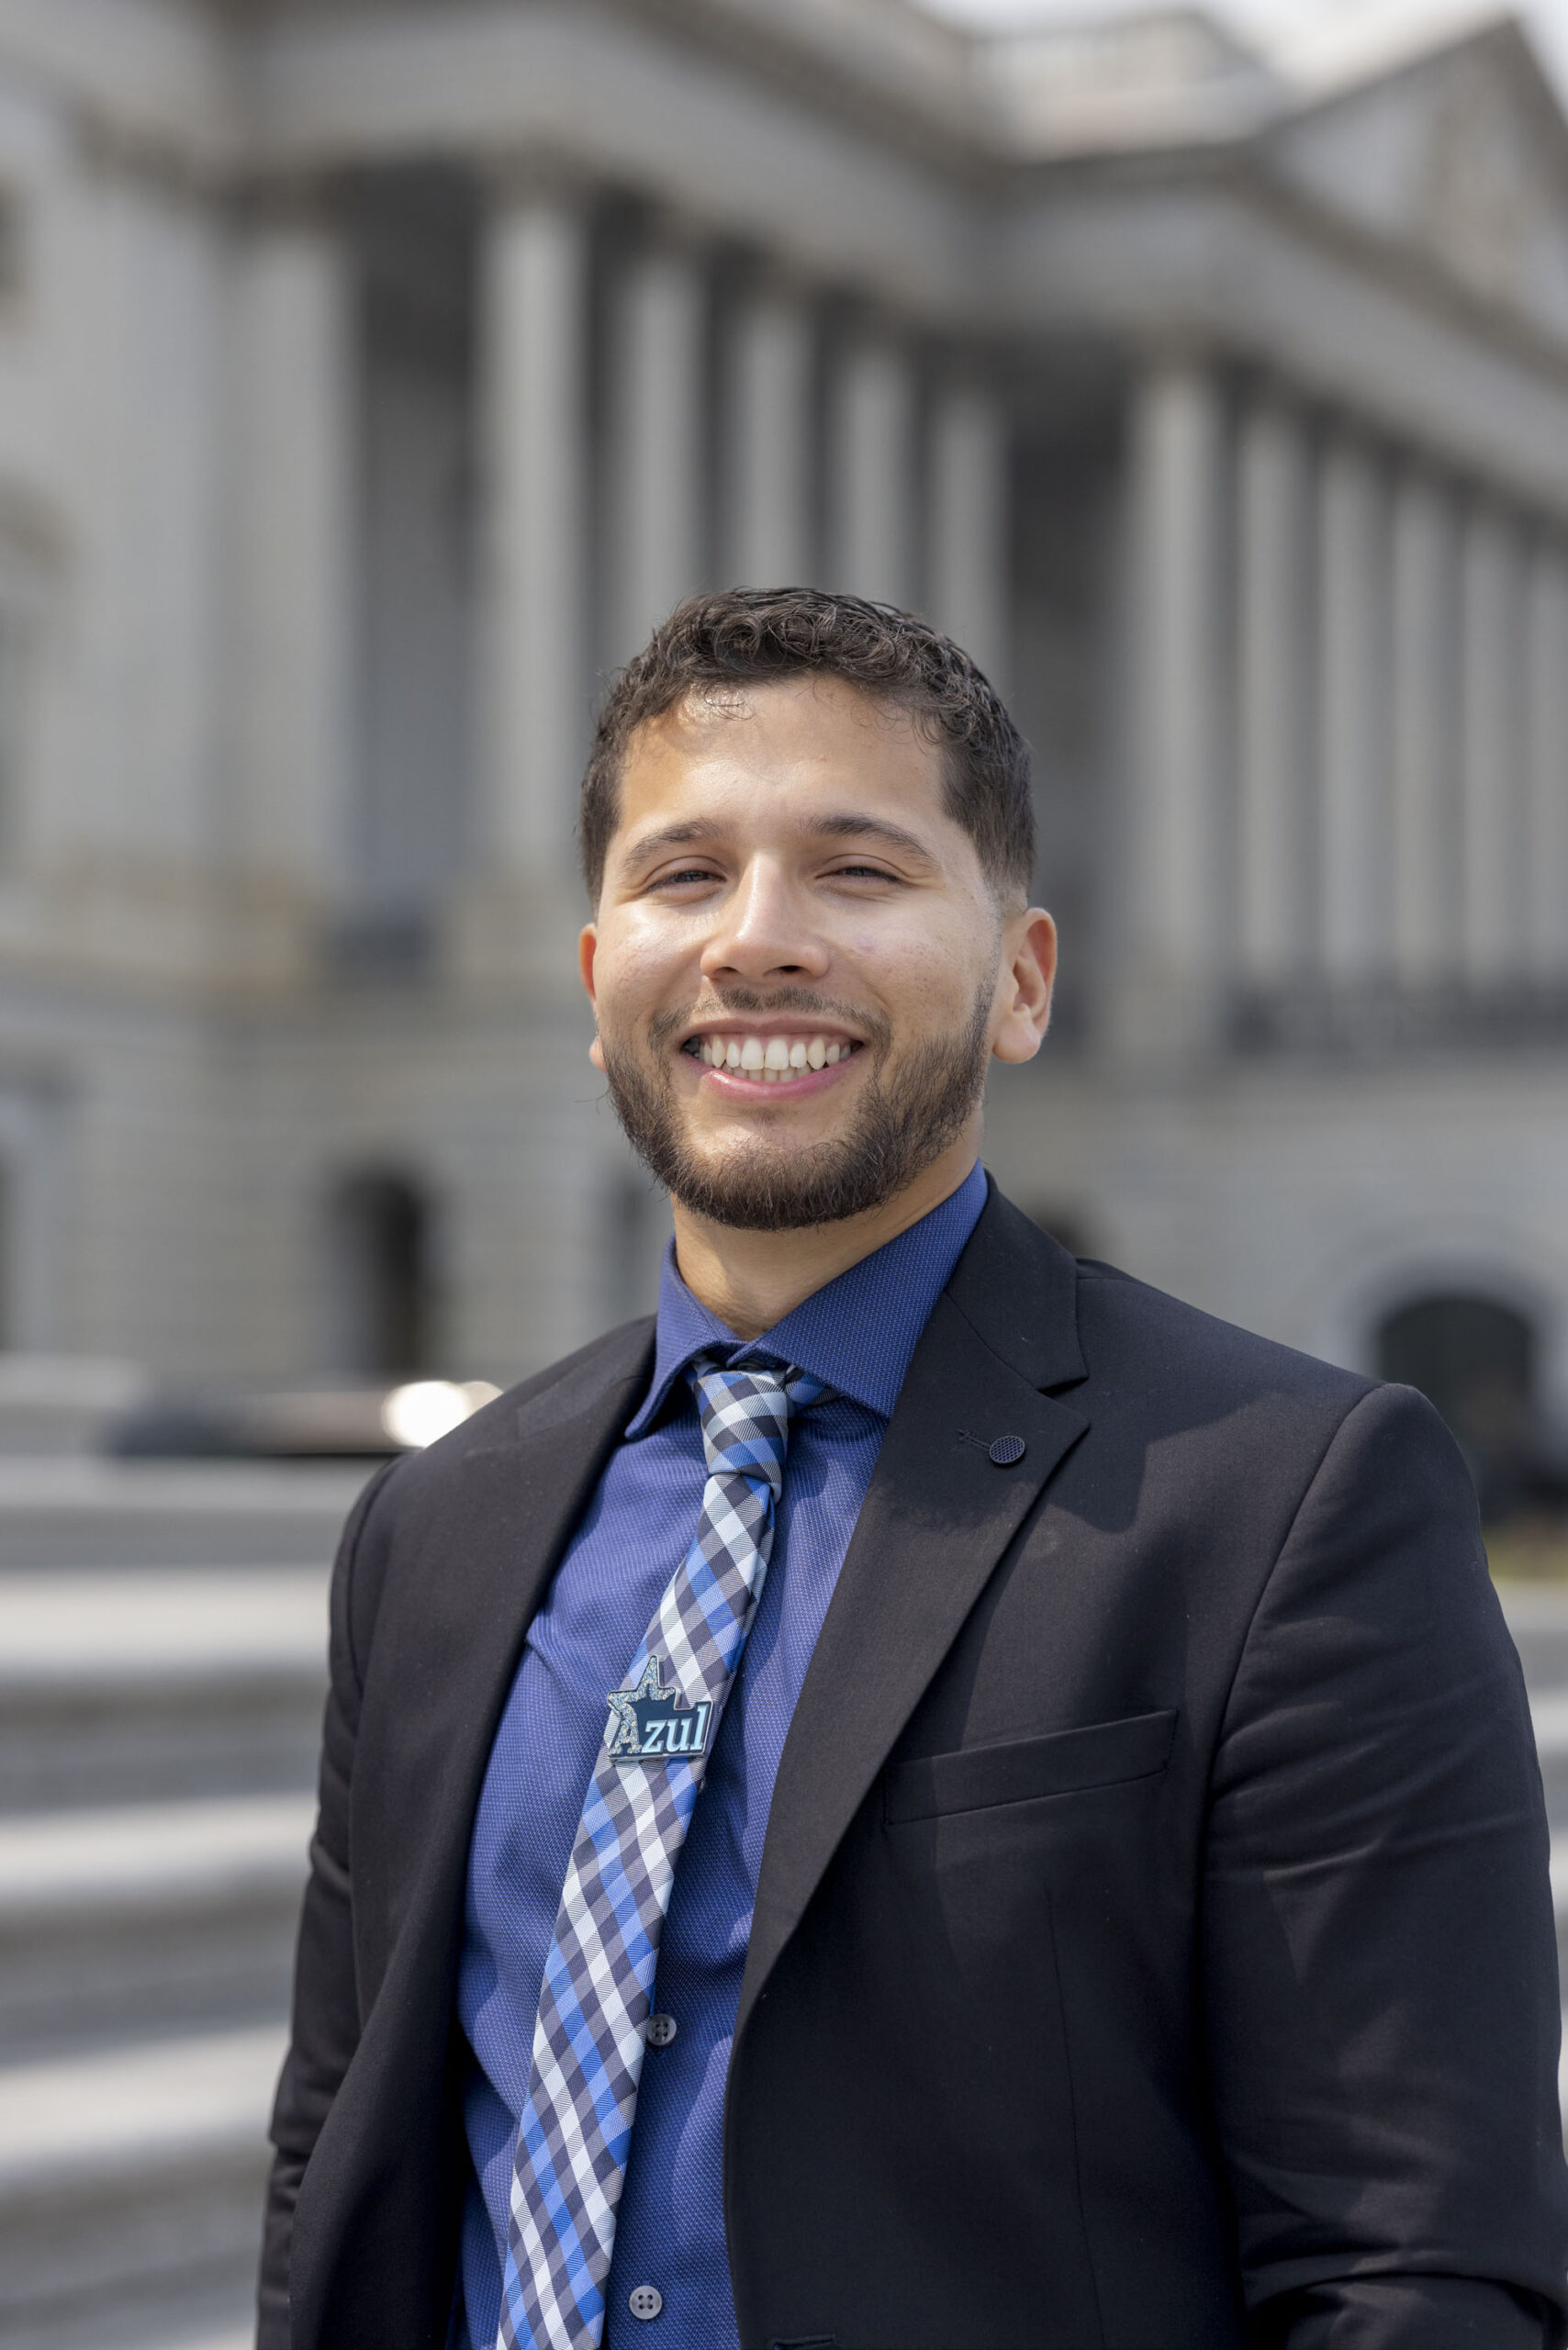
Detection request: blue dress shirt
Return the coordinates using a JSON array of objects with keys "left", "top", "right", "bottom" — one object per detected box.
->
[{"left": 456, "top": 1161, "right": 988, "bottom": 2349}]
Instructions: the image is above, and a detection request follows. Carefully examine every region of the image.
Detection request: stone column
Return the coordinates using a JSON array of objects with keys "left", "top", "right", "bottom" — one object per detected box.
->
[
  {"left": 1235, "top": 389, "right": 1311, "bottom": 987},
  {"left": 228, "top": 187, "right": 355, "bottom": 903},
  {"left": 827, "top": 327, "right": 917, "bottom": 608},
  {"left": 928, "top": 371, "right": 1010, "bottom": 688},
  {"left": 723, "top": 274, "right": 813, "bottom": 589},
  {"left": 1390, "top": 464, "right": 1460, "bottom": 988},
  {"left": 1526, "top": 532, "right": 1568, "bottom": 985},
  {"left": 480, "top": 173, "right": 591, "bottom": 879},
  {"left": 1461, "top": 496, "right": 1528, "bottom": 985},
  {"left": 1317, "top": 430, "right": 1390, "bottom": 983},
  {"left": 606, "top": 227, "right": 707, "bottom": 666},
  {"left": 1118, "top": 351, "right": 1227, "bottom": 1053}
]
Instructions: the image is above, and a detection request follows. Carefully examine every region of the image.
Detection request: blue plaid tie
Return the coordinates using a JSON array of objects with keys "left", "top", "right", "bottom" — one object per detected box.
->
[{"left": 498, "top": 1352, "right": 830, "bottom": 2350}]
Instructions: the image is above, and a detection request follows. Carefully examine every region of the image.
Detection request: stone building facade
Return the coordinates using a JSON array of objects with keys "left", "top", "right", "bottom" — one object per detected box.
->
[{"left": 0, "top": 0, "right": 1565, "bottom": 1469}]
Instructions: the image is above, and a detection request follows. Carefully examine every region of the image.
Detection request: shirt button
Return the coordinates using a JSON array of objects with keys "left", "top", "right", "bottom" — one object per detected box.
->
[
  {"left": 628, "top": 2284, "right": 664, "bottom": 2322},
  {"left": 645, "top": 2014, "right": 678, "bottom": 2048}
]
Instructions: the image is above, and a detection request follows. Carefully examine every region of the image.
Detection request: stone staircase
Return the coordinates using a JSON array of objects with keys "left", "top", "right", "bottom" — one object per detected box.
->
[
  {"left": 1499, "top": 1583, "right": 1568, "bottom": 2128},
  {"left": 0, "top": 1460, "right": 365, "bottom": 2350}
]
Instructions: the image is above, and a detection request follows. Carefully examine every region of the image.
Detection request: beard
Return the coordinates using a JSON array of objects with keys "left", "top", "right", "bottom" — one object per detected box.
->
[{"left": 599, "top": 982, "right": 994, "bottom": 1232}]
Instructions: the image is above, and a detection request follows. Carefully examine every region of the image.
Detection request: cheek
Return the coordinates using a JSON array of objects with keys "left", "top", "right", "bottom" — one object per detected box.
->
[
  {"left": 595, "top": 923, "right": 696, "bottom": 1024},
  {"left": 847, "top": 922, "right": 981, "bottom": 1021}
]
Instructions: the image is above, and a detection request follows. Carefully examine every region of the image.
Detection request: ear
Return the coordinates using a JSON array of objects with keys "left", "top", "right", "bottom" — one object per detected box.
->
[
  {"left": 579, "top": 924, "right": 606, "bottom": 1073},
  {"left": 991, "top": 909, "right": 1057, "bottom": 1065}
]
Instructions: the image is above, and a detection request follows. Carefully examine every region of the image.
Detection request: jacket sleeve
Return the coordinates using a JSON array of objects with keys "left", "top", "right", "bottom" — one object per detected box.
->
[
  {"left": 1202, "top": 1381, "right": 1568, "bottom": 2349},
  {"left": 257, "top": 1460, "right": 398, "bottom": 2350}
]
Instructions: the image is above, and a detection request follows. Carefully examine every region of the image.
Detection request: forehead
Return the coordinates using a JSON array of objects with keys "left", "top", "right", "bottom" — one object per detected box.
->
[{"left": 614, "top": 675, "right": 947, "bottom": 837}]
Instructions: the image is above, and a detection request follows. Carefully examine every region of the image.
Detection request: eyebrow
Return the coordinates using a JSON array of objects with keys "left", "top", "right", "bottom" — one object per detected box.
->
[
  {"left": 620, "top": 819, "right": 727, "bottom": 874},
  {"left": 812, "top": 812, "right": 938, "bottom": 867},
  {"left": 619, "top": 811, "right": 941, "bottom": 877}
]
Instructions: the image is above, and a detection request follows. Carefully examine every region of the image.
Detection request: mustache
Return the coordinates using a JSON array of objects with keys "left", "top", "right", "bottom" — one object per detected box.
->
[
  {"left": 600, "top": 978, "right": 992, "bottom": 1232},
  {"left": 645, "top": 990, "right": 893, "bottom": 1055}
]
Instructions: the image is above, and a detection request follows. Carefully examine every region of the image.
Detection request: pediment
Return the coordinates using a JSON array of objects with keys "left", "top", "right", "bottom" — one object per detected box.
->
[
  {"left": 1263, "top": 21, "right": 1568, "bottom": 343},
  {"left": 975, "top": 9, "right": 1282, "bottom": 155}
]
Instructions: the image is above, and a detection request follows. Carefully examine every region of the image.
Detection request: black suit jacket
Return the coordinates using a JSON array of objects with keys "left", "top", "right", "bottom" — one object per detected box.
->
[{"left": 262, "top": 1185, "right": 1568, "bottom": 2349}]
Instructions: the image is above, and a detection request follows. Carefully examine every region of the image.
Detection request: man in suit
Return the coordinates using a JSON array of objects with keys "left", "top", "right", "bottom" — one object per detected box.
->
[{"left": 263, "top": 588, "right": 1568, "bottom": 2350}]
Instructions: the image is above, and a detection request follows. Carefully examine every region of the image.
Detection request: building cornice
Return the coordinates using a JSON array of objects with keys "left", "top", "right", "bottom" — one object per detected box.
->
[{"left": 9, "top": 0, "right": 1568, "bottom": 462}]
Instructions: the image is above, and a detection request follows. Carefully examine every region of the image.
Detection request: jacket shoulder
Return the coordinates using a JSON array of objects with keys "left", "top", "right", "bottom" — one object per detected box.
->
[
  {"left": 1072, "top": 1255, "right": 1375, "bottom": 1420},
  {"left": 972, "top": 1183, "right": 1372, "bottom": 1421}
]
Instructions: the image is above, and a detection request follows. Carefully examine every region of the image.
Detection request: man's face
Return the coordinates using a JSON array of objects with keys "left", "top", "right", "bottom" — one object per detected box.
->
[{"left": 579, "top": 676, "right": 1053, "bottom": 1231}]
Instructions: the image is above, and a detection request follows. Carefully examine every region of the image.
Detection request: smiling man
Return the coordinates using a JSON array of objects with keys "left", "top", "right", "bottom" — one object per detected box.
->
[{"left": 263, "top": 590, "right": 1568, "bottom": 2350}]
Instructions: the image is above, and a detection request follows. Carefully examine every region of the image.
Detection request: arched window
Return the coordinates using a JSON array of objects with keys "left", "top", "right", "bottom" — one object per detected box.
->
[
  {"left": 1375, "top": 1292, "right": 1540, "bottom": 1523},
  {"left": 325, "top": 1171, "right": 433, "bottom": 1376}
]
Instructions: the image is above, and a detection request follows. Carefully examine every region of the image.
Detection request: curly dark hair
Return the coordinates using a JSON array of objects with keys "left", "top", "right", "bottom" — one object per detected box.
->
[{"left": 579, "top": 587, "right": 1035, "bottom": 905}]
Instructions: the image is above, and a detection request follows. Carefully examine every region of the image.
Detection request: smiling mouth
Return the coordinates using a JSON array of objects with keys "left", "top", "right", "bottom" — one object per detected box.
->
[{"left": 682, "top": 1033, "right": 865, "bottom": 1086}]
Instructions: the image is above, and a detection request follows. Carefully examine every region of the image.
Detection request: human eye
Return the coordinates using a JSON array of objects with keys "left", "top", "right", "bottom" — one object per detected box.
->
[
  {"left": 647, "top": 863, "right": 723, "bottom": 893},
  {"left": 825, "top": 858, "right": 901, "bottom": 885}
]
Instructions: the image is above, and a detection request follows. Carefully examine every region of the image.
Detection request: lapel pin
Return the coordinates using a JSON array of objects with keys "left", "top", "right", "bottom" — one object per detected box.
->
[
  {"left": 604, "top": 1653, "right": 712, "bottom": 1764},
  {"left": 989, "top": 1435, "right": 1026, "bottom": 1466}
]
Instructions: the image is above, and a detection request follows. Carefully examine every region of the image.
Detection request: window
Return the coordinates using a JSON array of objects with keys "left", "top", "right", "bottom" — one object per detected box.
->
[
  {"left": 1376, "top": 1292, "right": 1542, "bottom": 1523},
  {"left": 325, "top": 1171, "right": 434, "bottom": 1376}
]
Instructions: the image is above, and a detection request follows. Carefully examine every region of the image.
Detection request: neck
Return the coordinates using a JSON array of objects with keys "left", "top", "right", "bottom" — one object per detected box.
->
[{"left": 670, "top": 1133, "right": 980, "bottom": 1339}]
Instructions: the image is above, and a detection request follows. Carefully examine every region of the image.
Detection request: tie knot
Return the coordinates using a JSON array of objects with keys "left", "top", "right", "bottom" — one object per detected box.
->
[{"left": 688, "top": 1353, "right": 831, "bottom": 1484}]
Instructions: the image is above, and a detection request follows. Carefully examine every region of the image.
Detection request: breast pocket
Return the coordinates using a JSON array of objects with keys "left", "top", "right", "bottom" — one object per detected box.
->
[{"left": 884, "top": 1707, "right": 1177, "bottom": 1826}]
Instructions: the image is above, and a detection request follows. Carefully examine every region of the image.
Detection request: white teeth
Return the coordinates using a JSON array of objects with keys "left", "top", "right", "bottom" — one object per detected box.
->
[{"left": 699, "top": 1034, "right": 857, "bottom": 1080}]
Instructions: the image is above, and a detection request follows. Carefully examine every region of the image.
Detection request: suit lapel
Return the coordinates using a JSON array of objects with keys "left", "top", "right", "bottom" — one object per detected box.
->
[
  {"left": 736, "top": 1195, "right": 1090, "bottom": 2039},
  {"left": 363, "top": 1321, "right": 657, "bottom": 1986},
  {"left": 431, "top": 1330, "right": 656, "bottom": 1689}
]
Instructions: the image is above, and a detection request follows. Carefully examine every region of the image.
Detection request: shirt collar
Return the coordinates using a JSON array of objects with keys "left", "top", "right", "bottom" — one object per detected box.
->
[{"left": 625, "top": 1159, "right": 990, "bottom": 1436}]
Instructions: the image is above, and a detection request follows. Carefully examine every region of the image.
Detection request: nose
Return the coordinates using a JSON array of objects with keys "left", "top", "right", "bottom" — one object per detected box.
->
[{"left": 700, "top": 858, "right": 830, "bottom": 989}]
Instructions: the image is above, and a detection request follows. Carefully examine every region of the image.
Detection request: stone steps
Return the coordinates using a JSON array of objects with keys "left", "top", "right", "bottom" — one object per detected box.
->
[
  {"left": 0, "top": 2023, "right": 286, "bottom": 2347},
  {"left": 0, "top": 1469, "right": 359, "bottom": 2349},
  {"left": 0, "top": 1460, "right": 364, "bottom": 1570},
  {"left": 1502, "top": 1589, "right": 1568, "bottom": 1864},
  {"left": 0, "top": 1568, "right": 328, "bottom": 1811},
  {"left": 0, "top": 1792, "right": 315, "bottom": 2055},
  {"left": 1496, "top": 1587, "right": 1568, "bottom": 2121}
]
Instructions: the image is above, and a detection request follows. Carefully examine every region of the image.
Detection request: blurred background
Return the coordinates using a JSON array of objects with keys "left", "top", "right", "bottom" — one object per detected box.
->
[{"left": 1, "top": 0, "right": 1568, "bottom": 2342}]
